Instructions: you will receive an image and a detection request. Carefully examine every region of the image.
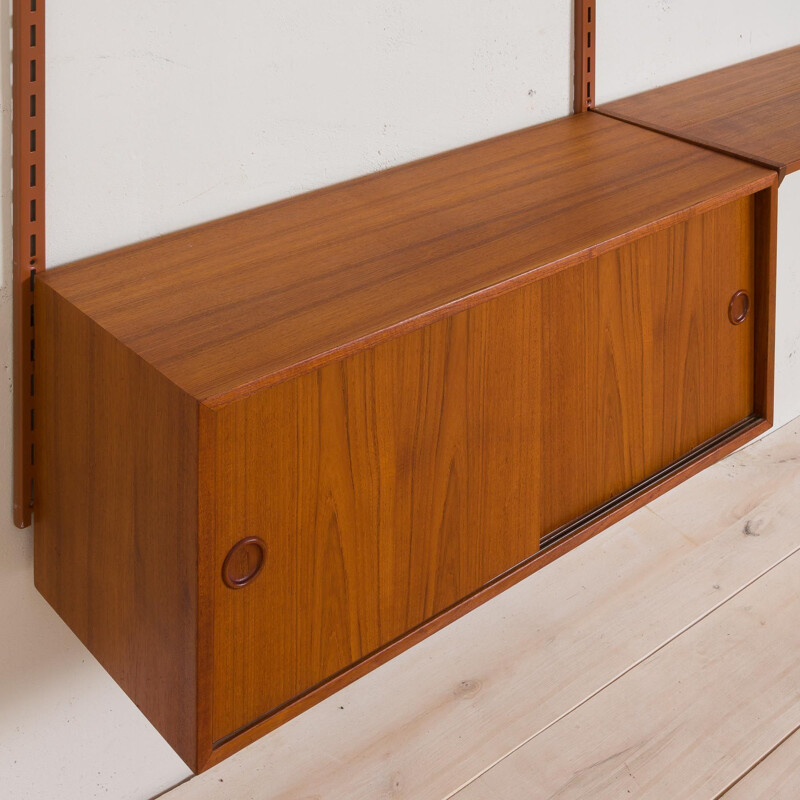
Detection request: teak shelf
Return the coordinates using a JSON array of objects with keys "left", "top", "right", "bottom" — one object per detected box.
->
[
  {"left": 34, "top": 109, "right": 779, "bottom": 771},
  {"left": 597, "top": 45, "right": 800, "bottom": 180}
]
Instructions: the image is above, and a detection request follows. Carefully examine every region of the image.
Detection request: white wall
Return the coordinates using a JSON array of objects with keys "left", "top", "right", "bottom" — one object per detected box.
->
[{"left": 0, "top": 2, "right": 797, "bottom": 798}]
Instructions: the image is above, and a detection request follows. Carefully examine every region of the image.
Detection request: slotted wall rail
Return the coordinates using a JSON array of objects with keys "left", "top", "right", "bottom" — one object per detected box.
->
[
  {"left": 13, "top": 0, "right": 46, "bottom": 528},
  {"left": 574, "top": 0, "right": 596, "bottom": 112}
]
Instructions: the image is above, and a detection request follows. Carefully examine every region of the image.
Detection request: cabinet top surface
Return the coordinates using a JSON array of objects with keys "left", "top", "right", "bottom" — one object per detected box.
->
[
  {"left": 42, "top": 112, "right": 773, "bottom": 406},
  {"left": 598, "top": 45, "right": 800, "bottom": 175}
]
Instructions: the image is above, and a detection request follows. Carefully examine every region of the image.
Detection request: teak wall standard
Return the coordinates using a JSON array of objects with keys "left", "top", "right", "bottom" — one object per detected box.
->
[{"left": 34, "top": 113, "right": 778, "bottom": 770}]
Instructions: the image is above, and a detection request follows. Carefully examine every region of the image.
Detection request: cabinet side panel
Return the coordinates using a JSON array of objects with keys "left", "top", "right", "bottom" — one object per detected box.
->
[
  {"left": 34, "top": 282, "right": 200, "bottom": 769},
  {"left": 211, "top": 197, "right": 756, "bottom": 742},
  {"left": 753, "top": 183, "right": 778, "bottom": 422}
]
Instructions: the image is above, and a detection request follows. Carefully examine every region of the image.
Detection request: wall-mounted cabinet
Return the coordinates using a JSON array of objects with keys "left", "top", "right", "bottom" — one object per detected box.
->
[{"left": 34, "top": 112, "right": 777, "bottom": 770}]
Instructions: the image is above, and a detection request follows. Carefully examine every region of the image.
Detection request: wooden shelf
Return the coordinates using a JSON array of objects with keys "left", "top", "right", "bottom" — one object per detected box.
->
[
  {"left": 42, "top": 112, "right": 772, "bottom": 408},
  {"left": 597, "top": 45, "right": 800, "bottom": 180}
]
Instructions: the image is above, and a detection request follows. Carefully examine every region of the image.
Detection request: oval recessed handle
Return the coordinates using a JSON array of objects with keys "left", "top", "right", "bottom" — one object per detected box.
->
[
  {"left": 222, "top": 537, "right": 267, "bottom": 589},
  {"left": 728, "top": 290, "right": 750, "bottom": 325}
]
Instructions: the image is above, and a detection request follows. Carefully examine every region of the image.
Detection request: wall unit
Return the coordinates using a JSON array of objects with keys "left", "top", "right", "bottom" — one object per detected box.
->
[{"left": 34, "top": 110, "right": 778, "bottom": 770}]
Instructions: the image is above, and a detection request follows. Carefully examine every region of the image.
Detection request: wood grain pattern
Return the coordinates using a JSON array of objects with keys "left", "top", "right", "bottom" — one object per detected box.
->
[
  {"left": 34, "top": 280, "right": 200, "bottom": 769},
  {"left": 159, "top": 418, "right": 800, "bottom": 800},
  {"left": 208, "top": 197, "right": 756, "bottom": 743},
  {"left": 723, "top": 727, "right": 800, "bottom": 799},
  {"left": 597, "top": 46, "right": 800, "bottom": 179},
  {"left": 39, "top": 113, "right": 772, "bottom": 406},
  {"left": 455, "top": 550, "right": 800, "bottom": 800}
]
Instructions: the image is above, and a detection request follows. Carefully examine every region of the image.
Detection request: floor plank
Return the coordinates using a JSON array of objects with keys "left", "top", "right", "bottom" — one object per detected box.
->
[
  {"left": 162, "top": 418, "right": 800, "bottom": 800},
  {"left": 722, "top": 727, "right": 800, "bottom": 799},
  {"left": 454, "top": 550, "right": 800, "bottom": 799}
]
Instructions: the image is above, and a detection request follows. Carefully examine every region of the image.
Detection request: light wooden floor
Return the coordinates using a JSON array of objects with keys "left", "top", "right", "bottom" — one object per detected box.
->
[{"left": 162, "top": 417, "right": 800, "bottom": 800}]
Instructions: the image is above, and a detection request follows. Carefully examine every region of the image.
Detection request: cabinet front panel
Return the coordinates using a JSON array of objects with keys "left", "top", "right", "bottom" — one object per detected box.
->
[{"left": 209, "top": 196, "right": 755, "bottom": 742}]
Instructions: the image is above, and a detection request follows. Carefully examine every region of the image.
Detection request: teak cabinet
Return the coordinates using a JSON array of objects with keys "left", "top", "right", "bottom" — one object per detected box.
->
[{"left": 34, "top": 113, "right": 778, "bottom": 770}]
